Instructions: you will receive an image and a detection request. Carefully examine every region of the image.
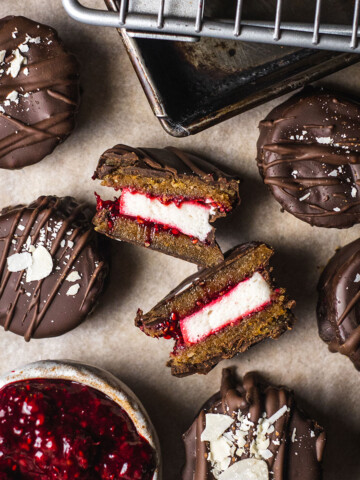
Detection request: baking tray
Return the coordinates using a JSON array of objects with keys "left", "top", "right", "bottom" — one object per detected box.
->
[{"left": 105, "top": 0, "right": 360, "bottom": 137}]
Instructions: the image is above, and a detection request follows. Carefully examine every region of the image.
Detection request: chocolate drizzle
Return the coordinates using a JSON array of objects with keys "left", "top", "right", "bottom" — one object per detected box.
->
[
  {"left": 257, "top": 89, "right": 360, "bottom": 228},
  {"left": 0, "top": 196, "right": 108, "bottom": 340},
  {"left": 94, "top": 144, "right": 238, "bottom": 185},
  {"left": 0, "top": 16, "right": 80, "bottom": 169},
  {"left": 317, "top": 238, "right": 360, "bottom": 370},
  {"left": 183, "top": 368, "right": 325, "bottom": 480}
]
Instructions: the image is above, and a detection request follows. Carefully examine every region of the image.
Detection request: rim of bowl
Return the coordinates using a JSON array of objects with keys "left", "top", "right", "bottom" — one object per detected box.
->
[{"left": 0, "top": 359, "right": 162, "bottom": 480}]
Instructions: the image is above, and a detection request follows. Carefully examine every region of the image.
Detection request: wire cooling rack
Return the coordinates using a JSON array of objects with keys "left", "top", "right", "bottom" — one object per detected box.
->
[{"left": 62, "top": 0, "right": 360, "bottom": 52}]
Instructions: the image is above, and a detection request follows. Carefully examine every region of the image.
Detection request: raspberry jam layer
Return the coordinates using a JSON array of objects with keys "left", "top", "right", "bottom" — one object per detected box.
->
[
  {"left": 154, "top": 272, "right": 273, "bottom": 352},
  {"left": 96, "top": 190, "right": 225, "bottom": 242},
  {"left": 0, "top": 379, "right": 156, "bottom": 480}
]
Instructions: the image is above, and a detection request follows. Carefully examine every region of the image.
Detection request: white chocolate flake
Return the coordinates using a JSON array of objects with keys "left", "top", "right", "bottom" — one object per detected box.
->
[
  {"left": 26, "top": 35, "right": 41, "bottom": 44},
  {"left": 66, "top": 284, "right": 80, "bottom": 296},
  {"left": 218, "top": 459, "right": 269, "bottom": 480},
  {"left": 299, "top": 192, "right": 310, "bottom": 202},
  {"left": 267, "top": 405, "right": 288, "bottom": 424},
  {"left": 66, "top": 271, "right": 81, "bottom": 282},
  {"left": 6, "top": 90, "right": 19, "bottom": 103},
  {"left": 25, "top": 236, "right": 31, "bottom": 250},
  {"left": 26, "top": 246, "right": 53, "bottom": 282},
  {"left": 7, "top": 252, "right": 32, "bottom": 272},
  {"left": 316, "top": 136, "right": 333, "bottom": 144},
  {"left": 18, "top": 44, "right": 29, "bottom": 53},
  {"left": 201, "top": 414, "right": 234, "bottom": 442},
  {"left": 7, "top": 49, "right": 25, "bottom": 78}
]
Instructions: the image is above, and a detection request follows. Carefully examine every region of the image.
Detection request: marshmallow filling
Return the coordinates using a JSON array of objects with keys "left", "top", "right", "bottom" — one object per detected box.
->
[
  {"left": 118, "top": 188, "right": 214, "bottom": 242},
  {"left": 180, "top": 272, "right": 272, "bottom": 345}
]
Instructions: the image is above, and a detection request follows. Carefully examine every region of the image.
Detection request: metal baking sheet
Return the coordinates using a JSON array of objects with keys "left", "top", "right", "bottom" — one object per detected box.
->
[{"left": 106, "top": 0, "right": 360, "bottom": 137}]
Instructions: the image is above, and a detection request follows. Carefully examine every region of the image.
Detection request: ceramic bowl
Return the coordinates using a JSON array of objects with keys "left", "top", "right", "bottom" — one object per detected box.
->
[{"left": 0, "top": 359, "right": 162, "bottom": 479}]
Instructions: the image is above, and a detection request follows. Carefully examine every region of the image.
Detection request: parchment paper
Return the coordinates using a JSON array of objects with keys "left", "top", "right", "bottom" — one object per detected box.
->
[{"left": 0, "top": 1, "right": 359, "bottom": 478}]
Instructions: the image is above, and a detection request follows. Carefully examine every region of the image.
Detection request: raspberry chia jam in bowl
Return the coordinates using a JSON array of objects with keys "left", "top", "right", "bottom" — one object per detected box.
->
[{"left": 0, "top": 360, "right": 161, "bottom": 480}]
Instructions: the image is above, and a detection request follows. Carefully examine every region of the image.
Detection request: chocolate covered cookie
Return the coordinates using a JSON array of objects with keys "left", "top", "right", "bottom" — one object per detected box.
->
[
  {"left": 136, "top": 243, "right": 295, "bottom": 376},
  {"left": 93, "top": 144, "right": 240, "bottom": 267},
  {"left": 317, "top": 238, "right": 360, "bottom": 370},
  {"left": 257, "top": 89, "right": 360, "bottom": 228},
  {"left": 183, "top": 367, "right": 326, "bottom": 480},
  {"left": 0, "top": 196, "right": 108, "bottom": 340},
  {"left": 0, "top": 16, "right": 80, "bottom": 169}
]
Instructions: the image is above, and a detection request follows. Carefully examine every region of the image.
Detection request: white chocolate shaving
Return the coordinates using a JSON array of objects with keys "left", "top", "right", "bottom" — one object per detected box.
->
[
  {"left": 267, "top": 405, "right": 288, "bottom": 424},
  {"left": 26, "top": 246, "right": 53, "bottom": 282},
  {"left": 7, "top": 49, "right": 25, "bottom": 78},
  {"left": 7, "top": 252, "right": 32, "bottom": 272},
  {"left": 66, "top": 271, "right": 81, "bottom": 282},
  {"left": 66, "top": 284, "right": 80, "bottom": 296},
  {"left": 6, "top": 90, "right": 18, "bottom": 103},
  {"left": 218, "top": 459, "right": 269, "bottom": 480},
  {"left": 201, "top": 414, "right": 234, "bottom": 442}
]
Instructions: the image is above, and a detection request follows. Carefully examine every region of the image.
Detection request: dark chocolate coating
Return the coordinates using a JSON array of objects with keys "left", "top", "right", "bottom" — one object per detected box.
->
[
  {"left": 94, "top": 144, "right": 239, "bottom": 186},
  {"left": 317, "top": 238, "right": 360, "bottom": 370},
  {"left": 183, "top": 368, "right": 326, "bottom": 480},
  {"left": 0, "top": 196, "right": 108, "bottom": 340},
  {"left": 257, "top": 89, "right": 360, "bottom": 228},
  {"left": 0, "top": 16, "right": 80, "bottom": 169}
]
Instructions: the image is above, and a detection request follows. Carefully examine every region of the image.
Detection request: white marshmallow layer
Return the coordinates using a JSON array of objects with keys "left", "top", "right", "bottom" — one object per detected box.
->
[
  {"left": 119, "top": 189, "right": 213, "bottom": 242},
  {"left": 180, "top": 272, "right": 272, "bottom": 345}
]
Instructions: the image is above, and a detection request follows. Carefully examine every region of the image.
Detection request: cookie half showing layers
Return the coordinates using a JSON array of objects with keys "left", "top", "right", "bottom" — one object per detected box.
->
[
  {"left": 0, "top": 16, "right": 80, "bottom": 169},
  {"left": 183, "top": 367, "right": 326, "bottom": 480},
  {"left": 317, "top": 238, "right": 360, "bottom": 370},
  {"left": 257, "top": 89, "right": 360, "bottom": 228},
  {"left": 136, "top": 243, "right": 295, "bottom": 376},
  {"left": 0, "top": 196, "right": 109, "bottom": 340},
  {"left": 93, "top": 145, "right": 240, "bottom": 267}
]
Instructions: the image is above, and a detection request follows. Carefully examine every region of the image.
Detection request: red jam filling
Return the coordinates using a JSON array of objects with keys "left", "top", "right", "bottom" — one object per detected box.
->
[
  {"left": 0, "top": 379, "right": 156, "bottom": 480},
  {"left": 95, "top": 191, "right": 227, "bottom": 243}
]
